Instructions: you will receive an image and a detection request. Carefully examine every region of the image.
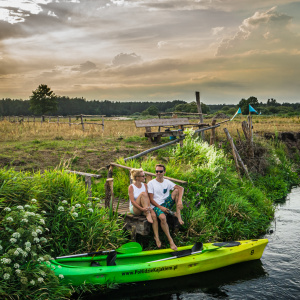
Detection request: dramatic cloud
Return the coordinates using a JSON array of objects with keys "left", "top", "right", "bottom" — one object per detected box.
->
[
  {"left": 0, "top": 1, "right": 300, "bottom": 102},
  {"left": 217, "top": 7, "right": 297, "bottom": 56},
  {"left": 112, "top": 53, "right": 142, "bottom": 66}
]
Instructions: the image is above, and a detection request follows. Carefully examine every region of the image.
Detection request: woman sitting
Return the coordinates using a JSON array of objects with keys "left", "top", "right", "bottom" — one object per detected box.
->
[{"left": 128, "top": 168, "right": 161, "bottom": 248}]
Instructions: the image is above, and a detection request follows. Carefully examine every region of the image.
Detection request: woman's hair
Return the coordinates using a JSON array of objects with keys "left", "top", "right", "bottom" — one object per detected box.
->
[{"left": 130, "top": 168, "right": 144, "bottom": 181}]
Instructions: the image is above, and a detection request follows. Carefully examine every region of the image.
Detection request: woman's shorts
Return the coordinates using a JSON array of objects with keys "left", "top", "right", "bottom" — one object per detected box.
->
[{"left": 153, "top": 195, "right": 175, "bottom": 217}]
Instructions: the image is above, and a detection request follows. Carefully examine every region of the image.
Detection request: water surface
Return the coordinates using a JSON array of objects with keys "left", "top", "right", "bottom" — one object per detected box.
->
[{"left": 88, "top": 187, "right": 300, "bottom": 300}]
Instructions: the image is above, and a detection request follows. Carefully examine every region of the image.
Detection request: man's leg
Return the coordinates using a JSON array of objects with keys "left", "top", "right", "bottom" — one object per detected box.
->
[
  {"left": 158, "top": 213, "right": 177, "bottom": 250},
  {"left": 150, "top": 210, "right": 161, "bottom": 248},
  {"left": 171, "top": 189, "right": 184, "bottom": 225}
]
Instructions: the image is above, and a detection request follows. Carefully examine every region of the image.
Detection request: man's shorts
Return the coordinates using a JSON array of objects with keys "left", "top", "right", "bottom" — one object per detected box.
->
[{"left": 153, "top": 194, "right": 175, "bottom": 217}]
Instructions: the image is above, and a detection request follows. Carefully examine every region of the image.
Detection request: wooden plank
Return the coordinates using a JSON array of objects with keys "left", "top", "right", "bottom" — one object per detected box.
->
[
  {"left": 109, "top": 162, "right": 187, "bottom": 184},
  {"left": 135, "top": 118, "right": 190, "bottom": 128},
  {"left": 66, "top": 170, "right": 101, "bottom": 178}
]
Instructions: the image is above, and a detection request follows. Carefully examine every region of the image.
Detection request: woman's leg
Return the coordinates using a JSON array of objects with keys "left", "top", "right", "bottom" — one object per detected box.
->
[{"left": 132, "top": 192, "right": 153, "bottom": 223}]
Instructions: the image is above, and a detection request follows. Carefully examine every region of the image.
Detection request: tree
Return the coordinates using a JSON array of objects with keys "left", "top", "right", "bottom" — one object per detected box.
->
[
  {"left": 141, "top": 105, "right": 159, "bottom": 116},
  {"left": 238, "top": 96, "right": 259, "bottom": 114},
  {"left": 29, "top": 84, "right": 58, "bottom": 115}
]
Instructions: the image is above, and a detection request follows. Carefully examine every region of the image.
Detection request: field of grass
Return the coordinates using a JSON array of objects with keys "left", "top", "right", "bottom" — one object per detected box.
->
[{"left": 0, "top": 115, "right": 299, "bottom": 173}]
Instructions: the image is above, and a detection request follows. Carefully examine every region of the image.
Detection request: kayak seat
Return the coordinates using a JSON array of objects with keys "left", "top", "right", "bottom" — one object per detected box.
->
[
  {"left": 212, "top": 241, "right": 241, "bottom": 247},
  {"left": 106, "top": 251, "right": 117, "bottom": 266},
  {"left": 171, "top": 242, "right": 203, "bottom": 258}
]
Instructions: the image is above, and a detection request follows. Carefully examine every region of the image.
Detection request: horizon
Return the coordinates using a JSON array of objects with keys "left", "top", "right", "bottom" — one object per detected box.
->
[{"left": 1, "top": 1, "right": 300, "bottom": 104}]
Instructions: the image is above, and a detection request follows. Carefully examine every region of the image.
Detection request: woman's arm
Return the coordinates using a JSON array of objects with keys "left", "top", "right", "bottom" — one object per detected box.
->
[{"left": 128, "top": 185, "right": 144, "bottom": 211}]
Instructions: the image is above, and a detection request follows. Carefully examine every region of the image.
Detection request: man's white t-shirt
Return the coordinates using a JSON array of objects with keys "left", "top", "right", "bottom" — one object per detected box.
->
[{"left": 147, "top": 178, "right": 176, "bottom": 206}]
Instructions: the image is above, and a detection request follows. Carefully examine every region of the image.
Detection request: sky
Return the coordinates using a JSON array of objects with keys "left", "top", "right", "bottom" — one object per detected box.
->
[{"left": 1, "top": 0, "right": 300, "bottom": 104}]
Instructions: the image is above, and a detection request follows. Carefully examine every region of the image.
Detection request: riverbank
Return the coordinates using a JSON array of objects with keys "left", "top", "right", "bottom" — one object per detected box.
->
[{"left": 0, "top": 120, "right": 299, "bottom": 299}]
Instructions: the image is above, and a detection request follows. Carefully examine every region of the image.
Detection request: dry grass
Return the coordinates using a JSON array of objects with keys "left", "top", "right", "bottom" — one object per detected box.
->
[{"left": 1, "top": 115, "right": 300, "bottom": 143}]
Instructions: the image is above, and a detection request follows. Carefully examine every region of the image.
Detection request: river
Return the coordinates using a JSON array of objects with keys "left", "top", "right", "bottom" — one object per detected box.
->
[{"left": 88, "top": 187, "right": 300, "bottom": 300}]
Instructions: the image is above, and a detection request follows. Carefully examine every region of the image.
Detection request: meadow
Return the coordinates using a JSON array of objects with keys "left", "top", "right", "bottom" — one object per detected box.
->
[{"left": 0, "top": 115, "right": 299, "bottom": 299}]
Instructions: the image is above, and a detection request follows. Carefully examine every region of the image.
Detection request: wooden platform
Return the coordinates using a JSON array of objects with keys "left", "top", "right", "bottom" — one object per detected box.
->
[{"left": 99, "top": 197, "right": 179, "bottom": 240}]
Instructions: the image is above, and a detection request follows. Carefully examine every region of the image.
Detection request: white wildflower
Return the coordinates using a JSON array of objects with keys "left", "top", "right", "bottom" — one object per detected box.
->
[
  {"left": 14, "top": 249, "right": 20, "bottom": 256},
  {"left": 88, "top": 208, "right": 93, "bottom": 212},
  {"left": 40, "top": 237, "right": 47, "bottom": 243},
  {"left": 31, "top": 199, "right": 37, "bottom": 203},
  {"left": 4, "top": 207, "right": 11, "bottom": 212},
  {"left": 36, "top": 229, "right": 42, "bottom": 234},
  {"left": 39, "top": 219, "right": 45, "bottom": 225},
  {"left": 16, "top": 269, "right": 21, "bottom": 274},
  {"left": 30, "top": 280, "right": 35, "bottom": 285},
  {"left": 58, "top": 206, "right": 64, "bottom": 211},
  {"left": 17, "top": 205, "right": 24, "bottom": 210},
  {"left": 14, "top": 263, "right": 20, "bottom": 269},
  {"left": 25, "top": 247, "right": 31, "bottom": 252},
  {"left": 24, "top": 205, "right": 31, "bottom": 208},
  {"left": 72, "top": 212, "right": 78, "bottom": 217},
  {"left": 58, "top": 274, "right": 64, "bottom": 279},
  {"left": 12, "top": 232, "right": 21, "bottom": 239},
  {"left": 87, "top": 202, "right": 92, "bottom": 207},
  {"left": 40, "top": 271, "right": 46, "bottom": 277},
  {"left": 25, "top": 241, "right": 31, "bottom": 248},
  {"left": 38, "top": 277, "right": 44, "bottom": 283},
  {"left": 32, "top": 232, "right": 37, "bottom": 237},
  {"left": 22, "top": 251, "right": 28, "bottom": 257},
  {"left": 0, "top": 245, "right": 3, "bottom": 251},
  {"left": 45, "top": 228, "right": 49, "bottom": 232},
  {"left": 75, "top": 204, "right": 81, "bottom": 208},
  {"left": 7, "top": 217, "right": 13, "bottom": 222},
  {"left": 10, "top": 238, "right": 17, "bottom": 244},
  {"left": 21, "top": 219, "right": 28, "bottom": 223},
  {"left": 62, "top": 200, "right": 68, "bottom": 204},
  {"left": 34, "top": 237, "right": 40, "bottom": 243},
  {"left": 37, "top": 257, "right": 44, "bottom": 262},
  {"left": 42, "top": 210, "right": 47, "bottom": 214},
  {"left": 1, "top": 258, "right": 11, "bottom": 264},
  {"left": 3, "top": 273, "right": 10, "bottom": 280}
]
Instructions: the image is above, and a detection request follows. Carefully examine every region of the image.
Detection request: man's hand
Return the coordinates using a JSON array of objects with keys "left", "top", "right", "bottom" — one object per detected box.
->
[{"left": 159, "top": 206, "right": 168, "bottom": 213}]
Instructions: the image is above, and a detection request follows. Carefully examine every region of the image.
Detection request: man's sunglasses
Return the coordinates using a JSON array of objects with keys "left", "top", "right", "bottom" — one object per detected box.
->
[{"left": 155, "top": 170, "right": 164, "bottom": 173}]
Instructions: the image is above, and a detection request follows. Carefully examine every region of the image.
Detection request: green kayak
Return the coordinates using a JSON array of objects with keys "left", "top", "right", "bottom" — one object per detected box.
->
[{"left": 48, "top": 239, "right": 268, "bottom": 286}]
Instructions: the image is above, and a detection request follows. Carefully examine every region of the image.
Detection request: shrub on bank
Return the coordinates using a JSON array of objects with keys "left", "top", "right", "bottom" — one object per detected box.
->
[{"left": 0, "top": 169, "right": 126, "bottom": 299}]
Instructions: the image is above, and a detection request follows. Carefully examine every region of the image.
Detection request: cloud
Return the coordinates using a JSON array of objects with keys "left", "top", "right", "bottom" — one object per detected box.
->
[
  {"left": 111, "top": 53, "right": 142, "bottom": 66},
  {"left": 216, "top": 7, "right": 297, "bottom": 56}
]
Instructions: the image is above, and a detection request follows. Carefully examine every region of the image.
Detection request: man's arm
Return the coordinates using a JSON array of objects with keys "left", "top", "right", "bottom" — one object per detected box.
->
[{"left": 149, "top": 193, "right": 168, "bottom": 213}]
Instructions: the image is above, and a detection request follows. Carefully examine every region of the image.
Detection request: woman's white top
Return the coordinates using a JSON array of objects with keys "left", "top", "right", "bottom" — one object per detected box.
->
[{"left": 129, "top": 183, "right": 146, "bottom": 208}]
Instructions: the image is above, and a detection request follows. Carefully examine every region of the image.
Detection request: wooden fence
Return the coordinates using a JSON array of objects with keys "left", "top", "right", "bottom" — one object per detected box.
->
[{"left": 1, "top": 114, "right": 105, "bottom": 131}]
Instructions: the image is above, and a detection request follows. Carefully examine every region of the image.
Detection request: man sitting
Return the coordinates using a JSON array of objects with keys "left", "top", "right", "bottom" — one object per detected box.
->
[{"left": 147, "top": 164, "right": 184, "bottom": 250}]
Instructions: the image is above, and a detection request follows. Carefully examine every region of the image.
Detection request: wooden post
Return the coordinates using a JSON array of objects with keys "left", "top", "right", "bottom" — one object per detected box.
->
[
  {"left": 195, "top": 91, "right": 204, "bottom": 140},
  {"left": 85, "top": 176, "right": 92, "bottom": 197},
  {"left": 69, "top": 116, "right": 71, "bottom": 127},
  {"left": 107, "top": 165, "right": 113, "bottom": 179},
  {"left": 104, "top": 178, "right": 114, "bottom": 209},
  {"left": 146, "top": 175, "right": 153, "bottom": 183},
  {"left": 210, "top": 119, "right": 217, "bottom": 145},
  {"left": 80, "top": 114, "right": 85, "bottom": 131},
  {"left": 41, "top": 115, "right": 44, "bottom": 124},
  {"left": 224, "top": 128, "right": 240, "bottom": 176},
  {"left": 224, "top": 128, "right": 253, "bottom": 184},
  {"left": 102, "top": 116, "right": 104, "bottom": 132},
  {"left": 57, "top": 116, "right": 60, "bottom": 125}
]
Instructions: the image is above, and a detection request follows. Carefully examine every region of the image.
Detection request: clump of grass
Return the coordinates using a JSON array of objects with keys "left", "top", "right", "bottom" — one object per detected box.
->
[{"left": 0, "top": 168, "right": 127, "bottom": 298}]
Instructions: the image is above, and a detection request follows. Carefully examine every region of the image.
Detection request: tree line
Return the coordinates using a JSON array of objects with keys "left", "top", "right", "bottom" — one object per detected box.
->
[{"left": 0, "top": 84, "right": 299, "bottom": 117}]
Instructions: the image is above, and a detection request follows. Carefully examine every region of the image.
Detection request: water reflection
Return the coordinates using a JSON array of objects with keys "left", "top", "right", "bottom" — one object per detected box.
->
[
  {"left": 83, "top": 187, "right": 300, "bottom": 300},
  {"left": 87, "top": 260, "right": 267, "bottom": 300}
]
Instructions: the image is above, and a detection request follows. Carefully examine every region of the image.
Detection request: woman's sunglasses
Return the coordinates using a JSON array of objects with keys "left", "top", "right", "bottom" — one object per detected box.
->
[{"left": 155, "top": 170, "right": 164, "bottom": 173}]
